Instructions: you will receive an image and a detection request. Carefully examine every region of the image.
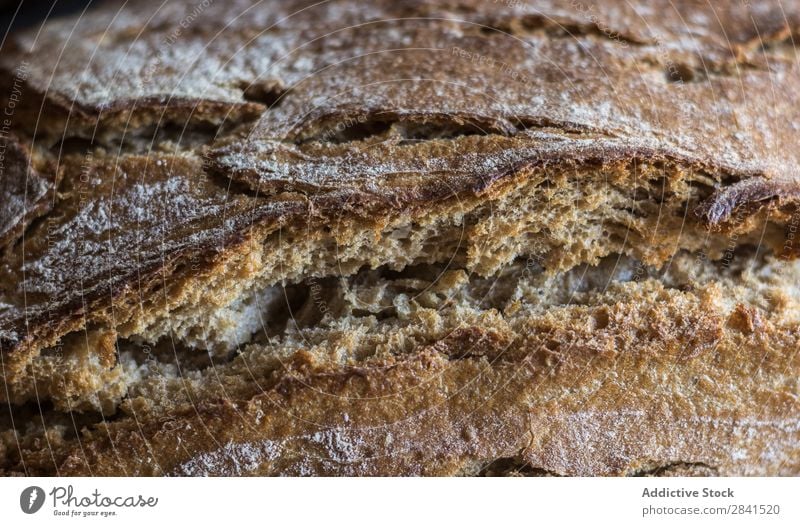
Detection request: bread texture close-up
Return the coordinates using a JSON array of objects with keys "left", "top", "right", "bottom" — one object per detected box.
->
[{"left": 0, "top": 0, "right": 799, "bottom": 476}]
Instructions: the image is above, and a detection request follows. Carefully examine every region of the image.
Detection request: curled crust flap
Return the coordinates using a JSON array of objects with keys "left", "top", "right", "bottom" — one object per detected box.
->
[{"left": 695, "top": 176, "right": 800, "bottom": 229}]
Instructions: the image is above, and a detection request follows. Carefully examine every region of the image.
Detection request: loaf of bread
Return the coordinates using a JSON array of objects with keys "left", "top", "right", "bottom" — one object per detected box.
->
[{"left": 1, "top": 0, "right": 799, "bottom": 476}]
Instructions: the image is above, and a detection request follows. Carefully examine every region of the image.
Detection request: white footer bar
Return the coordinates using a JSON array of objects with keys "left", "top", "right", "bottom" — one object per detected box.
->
[{"left": 1, "top": 477, "right": 797, "bottom": 525}]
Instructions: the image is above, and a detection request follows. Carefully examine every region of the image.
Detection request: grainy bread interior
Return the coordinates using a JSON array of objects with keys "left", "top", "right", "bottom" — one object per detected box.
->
[
  {"left": 1, "top": 0, "right": 799, "bottom": 476},
  {"left": 4, "top": 142, "right": 784, "bottom": 413},
  {"left": 3, "top": 249, "right": 800, "bottom": 475}
]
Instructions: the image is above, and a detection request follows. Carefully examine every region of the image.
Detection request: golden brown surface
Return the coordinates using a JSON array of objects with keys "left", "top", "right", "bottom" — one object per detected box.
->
[{"left": 3, "top": 253, "right": 800, "bottom": 476}]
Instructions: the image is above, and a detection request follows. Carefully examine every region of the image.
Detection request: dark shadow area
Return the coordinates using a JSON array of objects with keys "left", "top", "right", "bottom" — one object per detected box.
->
[{"left": 0, "top": 0, "right": 95, "bottom": 35}]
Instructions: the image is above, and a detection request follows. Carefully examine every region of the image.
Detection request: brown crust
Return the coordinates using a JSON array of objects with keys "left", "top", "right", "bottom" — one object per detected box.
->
[
  {"left": 5, "top": 279, "right": 798, "bottom": 476},
  {"left": 0, "top": 136, "right": 56, "bottom": 252},
  {"left": 2, "top": 0, "right": 800, "bottom": 360},
  {"left": 1, "top": 0, "right": 800, "bottom": 476}
]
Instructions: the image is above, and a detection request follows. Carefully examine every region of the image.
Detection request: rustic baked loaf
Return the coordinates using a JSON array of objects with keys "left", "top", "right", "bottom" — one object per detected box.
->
[{"left": 1, "top": 0, "right": 799, "bottom": 476}]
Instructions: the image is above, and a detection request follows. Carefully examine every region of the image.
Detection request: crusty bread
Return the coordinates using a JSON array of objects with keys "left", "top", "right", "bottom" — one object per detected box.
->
[
  {"left": 1, "top": 0, "right": 799, "bottom": 475},
  {"left": 3, "top": 251, "right": 800, "bottom": 475}
]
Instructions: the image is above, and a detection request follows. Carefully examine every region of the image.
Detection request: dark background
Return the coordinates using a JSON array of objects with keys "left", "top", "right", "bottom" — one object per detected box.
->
[{"left": 1, "top": 0, "right": 96, "bottom": 35}]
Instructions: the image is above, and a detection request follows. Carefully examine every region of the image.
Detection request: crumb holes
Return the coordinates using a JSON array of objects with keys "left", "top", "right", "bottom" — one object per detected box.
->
[
  {"left": 665, "top": 63, "right": 694, "bottom": 83},
  {"left": 544, "top": 340, "right": 559, "bottom": 351},
  {"left": 592, "top": 309, "right": 610, "bottom": 330},
  {"left": 396, "top": 120, "right": 488, "bottom": 143},
  {"left": 329, "top": 119, "right": 393, "bottom": 143},
  {"left": 478, "top": 456, "right": 559, "bottom": 476},
  {"left": 305, "top": 117, "right": 493, "bottom": 145},
  {"left": 239, "top": 79, "right": 287, "bottom": 108},
  {"left": 52, "top": 136, "right": 97, "bottom": 155}
]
